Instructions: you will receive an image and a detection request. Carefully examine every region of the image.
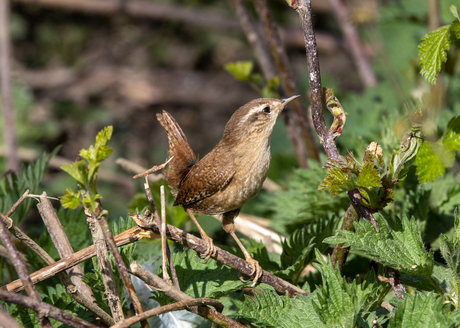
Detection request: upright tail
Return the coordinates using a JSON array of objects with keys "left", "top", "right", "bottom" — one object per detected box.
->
[{"left": 157, "top": 111, "right": 197, "bottom": 190}]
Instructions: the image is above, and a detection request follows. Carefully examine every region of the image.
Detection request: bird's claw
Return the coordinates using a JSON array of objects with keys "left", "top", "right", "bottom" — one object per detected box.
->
[
  {"left": 198, "top": 235, "right": 216, "bottom": 264},
  {"left": 238, "top": 258, "right": 262, "bottom": 287}
]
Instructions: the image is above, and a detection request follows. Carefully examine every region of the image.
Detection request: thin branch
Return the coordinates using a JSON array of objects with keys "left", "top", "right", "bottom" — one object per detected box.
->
[
  {"left": 131, "top": 213, "right": 308, "bottom": 296},
  {"left": 95, "top": 211, "right": 149, "bottom": 328},
  {"left": 160, "top": 185, "right": 172, "bottom": 285},
  {"left": 84, "top": 207, "right": 124, "bottom": 322},
  {"left": 328, "top": 0, "right": 377, "bottom": 88},
  {"left": 255, "top": 0, "right": 320, "bottom": 165},
  {"left": 331, "top": 203, "right": 358, "bottom": 271},
  {"left": 130, "top": 262, "right": 245, "bottom": 328},
  {"left": 0, "top": 0, "right": 19, "bottom": 173},
  {"left": 294, "top": 0, "right": 339, "bottom": 161},
  {"left": 4, "top": 225, "right": 159, "bottom": 293},
  {"left": 0, "top": 215, "right": 52, "bottom": 327},
  {"left": 7, "top": 189, "right": 29, "bottom": 217},
  {"left": 144, "top": 181, "right": 180, "bottom": 289},
  {"left": 37, "top": 192, "right": 96, "bottom": 303},
  {"left": 0, "top": 289, "right": 98, "bottom": 328},
  {"left": 111, "top": 297, "right": 225, "bottom": 328}
]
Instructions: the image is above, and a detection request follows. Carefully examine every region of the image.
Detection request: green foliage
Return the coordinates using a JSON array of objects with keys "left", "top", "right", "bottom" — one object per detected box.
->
[
  {"left": 225, "top": 60, "right": 280, "bottom": 97},
  {"left": 0, "top": 148, "right": 58, "bottom": 224},
  {"left": 325, "top": 216, "right": 434, "bottom": 277},
  {"left": 388, "top": 292, "right": 460, "bottom": 328},
  {"left": 419, "top": 10, "right": 460, "bottom": 84},
  {"left": 415, "top": 115, "right": 460, "bottom": 183},
  {"left": 60, "top": 126, "right": 113, "bottom": 212}
]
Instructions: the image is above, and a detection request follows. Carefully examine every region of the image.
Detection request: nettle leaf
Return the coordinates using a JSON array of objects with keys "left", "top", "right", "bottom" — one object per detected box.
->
[
  {"left": 357, "top": 163, "right": 381, "bottom": 188},
  {"left": 319, "top": 157, "right": 357, "bottom": 196},
  {"left": 443, "top": 116, "right": 460, "bottom": 151},
  {"left": 418, "top": 25, "right": 451, "bottom": 84},
  {"left": 165, "top": 248, "right": 249, "bottom": 299},
  {"left": 387, "top": 292, "right": 459, "bottom": 328},
  {"left": 224, "top": 61, "right": 253, "bottom": 81},
  {"left": 234, "top": 285, "right": 291, "bottom": 328},
  {"left": 415, "top": 141, "right": 446, "bottom": 183},
  {"left": 324, "top": 216, "right": 434, "bottom": 277},
  {"left": 278, "top": 293, "right": 326, "bottom": 328}
]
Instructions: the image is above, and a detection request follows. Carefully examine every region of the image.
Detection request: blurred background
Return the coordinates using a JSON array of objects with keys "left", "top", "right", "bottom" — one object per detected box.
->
[{"left": 1, "top": 0, "right": 459, "bottom": 239}]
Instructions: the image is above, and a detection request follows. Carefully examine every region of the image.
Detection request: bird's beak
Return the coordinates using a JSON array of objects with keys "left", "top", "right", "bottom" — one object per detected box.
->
[{"left": 281, "top": 95, "right": 300, "bottom": 105}]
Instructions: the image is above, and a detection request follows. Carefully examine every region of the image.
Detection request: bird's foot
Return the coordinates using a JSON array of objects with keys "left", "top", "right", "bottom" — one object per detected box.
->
[
  {"left": 198, "top": 235, "right": 216, "bottom": 264},
  {"left": 239, "top": 257, "right": 262, "bottom": 287}
]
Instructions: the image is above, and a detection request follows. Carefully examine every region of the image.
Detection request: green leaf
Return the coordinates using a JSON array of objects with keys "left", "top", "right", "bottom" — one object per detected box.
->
[
  {"left": 224, "top": 61, "right": 253, "bottom": 81},
  {"left": 451, "top": 5, "right": 460, "bottom": 20},
  {"left": 415, "top": 141, "right": 446, "bottom": 183},
  {"left": 234, "top": 285, "right": 291, "bottom": 328},
  {"left": 61, "top": 160, "right": 88, "bottom": 187},
  {"left": 443, "top": 116, "right": 460, "bottom": 151},
  {"left": 452, "top": 20, "right": 460, "bottom": 38},
  {"left": 419, "top": 25, "right": 451, "bottom": 84},
  {"left": 357, "top": 163, "right": 381, "bottom": 188},
  {"left": 164, "top": 248, "right": 249, "bottom": 299},
  {"left": 319, "top": 156, "right": 357, "bottom": 196},
  {"left": 387, "top": 292, "right": 459, "bottom": 328},
  {"left": 61, "top": 188, "right": 82, "bottom": 209},
  {"left": 278, "top": 293, "right": 327, "bottom": 328},
  {"left": 324, "top": 216, "right": 434, "bottom": 277}
]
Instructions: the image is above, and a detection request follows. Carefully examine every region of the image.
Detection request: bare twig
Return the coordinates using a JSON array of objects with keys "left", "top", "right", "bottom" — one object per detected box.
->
[
  {"left": 0, "top": 0, "right": 19, "bottom": 173},
  {"left": 0, "top": 215, "right": 52, "bottom": 327},
  {"left": 84, "top": 207, "right": 124, "bottom": 322},
  {"left": 130, "top": 262, "right": 246, "bottom": 328},
  {"left": 116, "top": 157, "right": 163, "bottom": 183},
  {"left": 0, "top": 289, "right": 98, "bottom": 328},
  {"left": 328, "top": 0, "right": 377, "bottom": 88},
  {"left": 37, "top": 192, "right": 96, "bottom": 303},
  {"left": 331, "top": 203, "right": 358, "bottom": 271},
  {"left": 6, "top": 189, "right": 30, "bottom": 217},
  {"left": 131, "top": 212, "right": 308, "bottom": 296},
  {"left": 111, "top": 297, "right": 225, "bottom": 328},
  {"left": 294, "top": 0, "right": 340, "bottom": 161},
  {"left": 143, "top": 181, "right": 180, "bottom": 289},
  {"left": 347, "top": 189, "right": 378, "bottom": 231},
  {"left": 4, "top": 225, "right": 158, "bottom": 292},
  {"left": 95, "top": 211, "right": 149, "bottom": 328},
  {"left": 160, "top": 185, "right": 172, "bottom": 284},
  {"left": 255, "top": 0, "right": 319, "bottom": 165}
]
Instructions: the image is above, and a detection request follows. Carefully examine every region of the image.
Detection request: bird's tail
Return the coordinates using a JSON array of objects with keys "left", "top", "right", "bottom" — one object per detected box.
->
[{"left": 157, "top": 111, "right": 197, "bottom": 190}]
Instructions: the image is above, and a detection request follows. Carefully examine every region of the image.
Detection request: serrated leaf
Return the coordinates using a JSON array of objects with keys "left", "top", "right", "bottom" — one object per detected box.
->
[
  {"left": 278, "top": 293, "right": 327, "bottom": 328},
  {"left": 166, "top": 249, "right": 249, "bottom": 299},
  {"left": 419, "top": 25, "right": 451, "bottom": 84},
  {"left": 443, "top": 116, "right": 460, "bottom": 151},
  {"left": 415, "top": 141, "right": 446, "bottom": 183},
  {"left": 224, "top": 61, "right": 253, "bottom": 81},
  {"left": 61, "top": 188, "right": 82, "bottom": 209},
  {"left": 387, "top": 292, "right": 458, "bottom": 328},
  {"left": 318, "top": 167, "right": 355, "bottom": 196},
  {"left": 357, "top": 163, "right": 382, "bottom": 188},
  {"left": 451, "top": 5, "right": 460, "bottom": 20},
  {"left": 234, "top": 285, "right": 290, "bottom": 327},
  {"left": 452, "top": 20, "right": 460, "bottom": 38},
  {"left": 325, "top": 216, "right": 434, "bottom": 277}
]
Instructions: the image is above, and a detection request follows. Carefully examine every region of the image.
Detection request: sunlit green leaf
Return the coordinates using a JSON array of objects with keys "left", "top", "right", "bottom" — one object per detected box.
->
[
  {"left": 415, "top": 142, "right": 446, "bottom": 183},
  {"left": 224, "top": 61, "right": 253, "bottom": 81},
  {"left": 419, "top": 25, "right": 451, "bottom": 84}
]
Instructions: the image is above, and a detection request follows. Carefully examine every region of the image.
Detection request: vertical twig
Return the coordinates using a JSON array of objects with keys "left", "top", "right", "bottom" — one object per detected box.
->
[
  {"left": 0, "top": 216, "right": 53, "bottom": 327},
  {"left": 37, "top": 192, "right": 96, "bottom": 302},
  {"left": 328, "top": 0, "right": 377, "bottom": 88},
  {"left": 0, "top": 0, "right": 19, "bottom": 173},
  {"left": 96, "top": 213, "right": 149, "bottom": 328},
  {"left": 294, "top": 0, "right": 339, "bottom": 161},
  {"left": 144, "top": 179, "right": 180, "bottom": 288},
  {"left": 160, "top": 185, "right": 172, "bottom": 284},
  {"left": 255, "top": 0, "right": 320, "bottom": 165},
  {"left": 85, "top": 207, "right": 125, "bottom": 322}
]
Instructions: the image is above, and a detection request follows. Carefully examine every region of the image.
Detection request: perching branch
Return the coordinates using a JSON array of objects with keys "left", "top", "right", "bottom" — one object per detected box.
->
[{"left": 131, "top": 212, "right": 308, "bottom": 296}]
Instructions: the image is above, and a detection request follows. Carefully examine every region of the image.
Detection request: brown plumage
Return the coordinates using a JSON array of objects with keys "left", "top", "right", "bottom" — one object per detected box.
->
[{"left": 156, "top": 95, "right": 299, "bottom": 285}]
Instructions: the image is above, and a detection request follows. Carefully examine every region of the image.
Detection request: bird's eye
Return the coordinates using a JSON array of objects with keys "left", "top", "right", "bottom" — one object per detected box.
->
[{"left": 262, "top": 106, "right": 270, "bottom": 113}]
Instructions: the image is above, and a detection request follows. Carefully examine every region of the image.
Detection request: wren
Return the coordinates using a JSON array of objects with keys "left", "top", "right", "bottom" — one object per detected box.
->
[{"left": 147, "top": 95, "right": 299, "bottom": 285}]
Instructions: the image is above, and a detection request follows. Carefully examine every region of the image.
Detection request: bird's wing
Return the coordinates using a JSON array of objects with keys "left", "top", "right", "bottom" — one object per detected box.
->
[{"left": 173, "top": 156, "right": 236, "bottom": 207}]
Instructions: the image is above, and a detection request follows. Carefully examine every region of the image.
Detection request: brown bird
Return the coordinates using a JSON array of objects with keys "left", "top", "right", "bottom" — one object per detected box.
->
[{"left": 147, "top": 95, "right": 299, "bottom": 284}]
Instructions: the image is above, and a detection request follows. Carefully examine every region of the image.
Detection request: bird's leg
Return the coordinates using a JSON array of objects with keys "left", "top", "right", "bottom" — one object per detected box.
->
[
  {"left": 186, "top": 208, "right": 216, "bottom": 263},
  {"left": 222, "top": 215, "right": 262, "bottom": 286}
]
